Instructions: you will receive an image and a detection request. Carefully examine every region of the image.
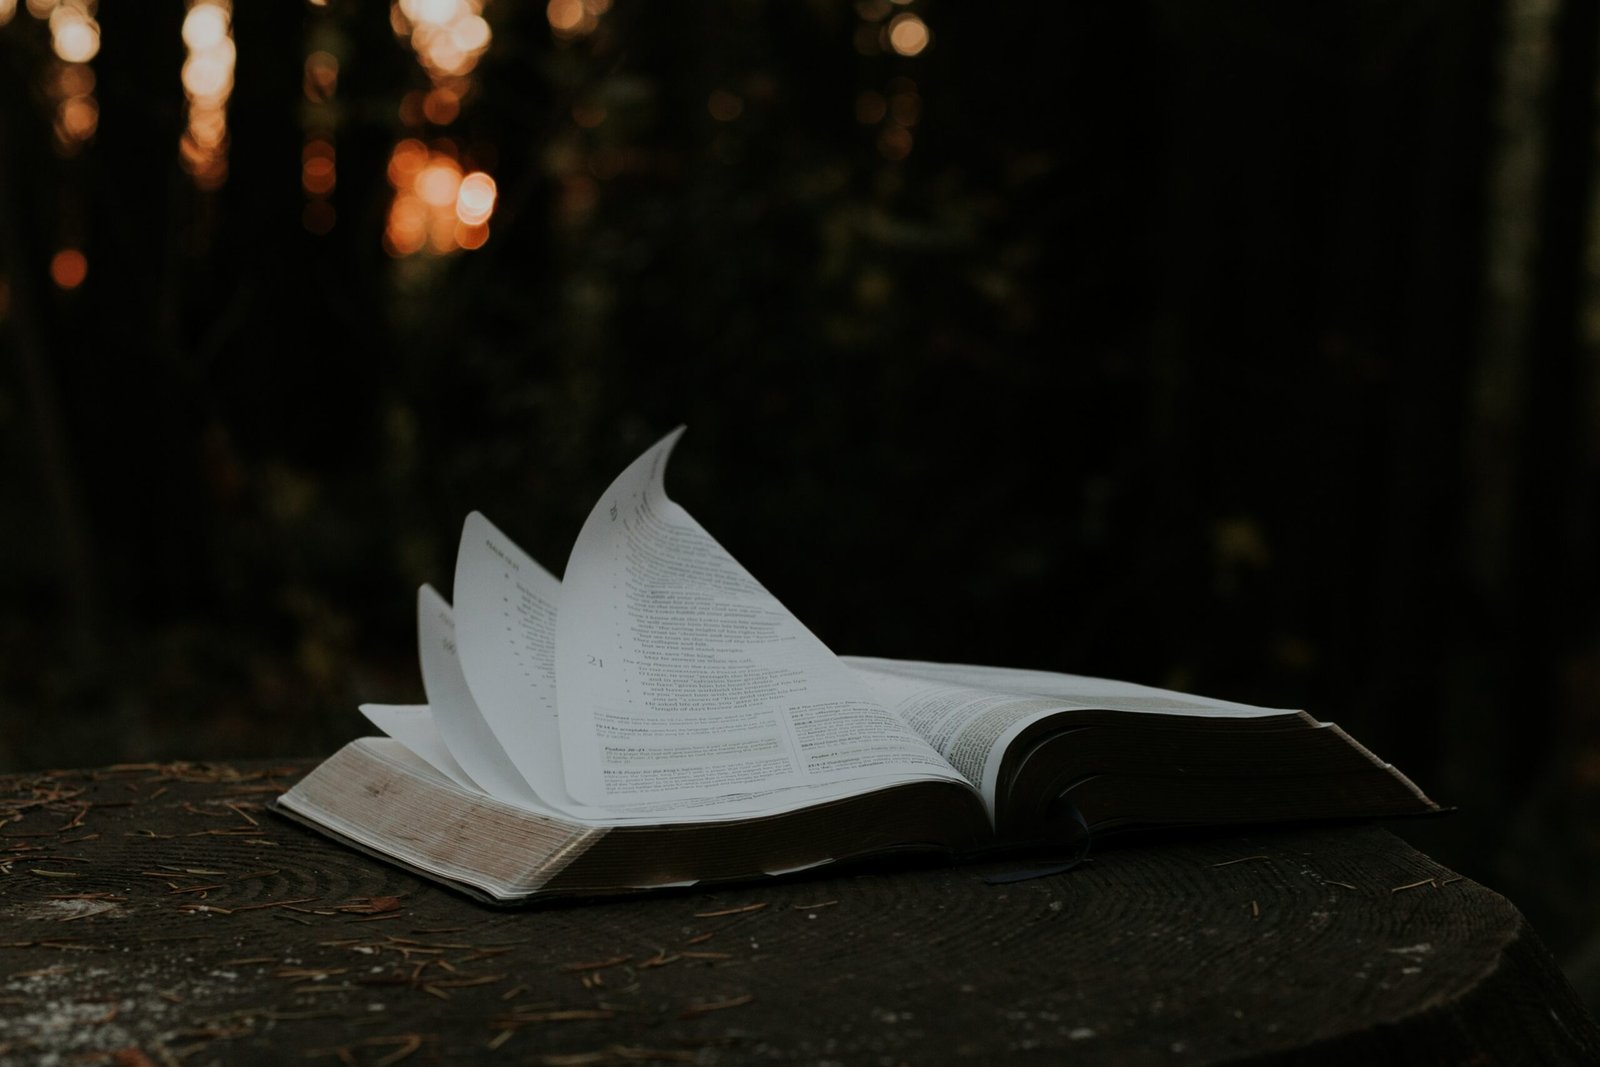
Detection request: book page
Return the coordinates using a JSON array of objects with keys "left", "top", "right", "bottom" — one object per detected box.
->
[
  {"left": 556, "top": 429, "right": 960, "bottom": 806},
  {"left": 417, "top": 583, "right": 572, "bottom": 812},
  {"left": 449, "top": 512, "right": 582, "bottom": 808},
  {"left": 358, "top": 704, "right": 479, "bottom": 792},
  {"left": 844, "top": 656, "right": 1294, "bottom": 810},
  {"left": 423, "top": 584, "right": 849, "bottom": 825}
]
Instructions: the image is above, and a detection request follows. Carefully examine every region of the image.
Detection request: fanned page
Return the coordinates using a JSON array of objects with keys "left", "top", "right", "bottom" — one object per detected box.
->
[
  {"left": 556, "top": 429, "right": 964, "bottom": 807},
  {"left": 425, "top": 574, "right": 819, "bottom": 825},
  {"left": 843, "top": 656, "right": 1295, "bottom": 809},
  {"left": 358, "top": 704, "right": 479, "bottom": 792},
  {"left": 450, "top": 512, "right": 578, "bottom": 808},
  {"left": 415, "top": 583, "right": 577, "bottom": 815}
]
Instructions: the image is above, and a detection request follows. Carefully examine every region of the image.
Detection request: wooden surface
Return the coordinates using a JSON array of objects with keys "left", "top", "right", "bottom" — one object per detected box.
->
[{"left": 1, "top": 760, "right": 1596, "bottom": 1066}]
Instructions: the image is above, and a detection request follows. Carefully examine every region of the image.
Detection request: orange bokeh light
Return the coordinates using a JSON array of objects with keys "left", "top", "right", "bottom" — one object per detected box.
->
[
  {"left": 188, "top": 105, "right": 227, "bottom": 150},
  {"left": 415, "top": 159, "right": 463, "bottom": 207},
  {"left": 546, "top": 0, "right": 606, "bottom": 38},
  {"left": 303, "top": 156, "right": 336, "bottom": 195},
  {"left": 181, "top": 0, "right": 235, "bottom": 189},
  {"left": 385, "top": 192, "right": 429, "bottom": 256},
  {"left": 384, "top": 145, "right": 494, "bottom": 257},
  {"left": 182, "top": 3, "right": 228, "bottom": 51},
  {"left": 48, "top": 59, "right": 97, "bottom": 150},
  {"left": 55, "top": 63, "right": 94, "bottom": 97},
  {"left": 50, "top": 248, "right": 87, "bottom": 290},
  {"left": 49, "top": 8, "right": 99, "bottom": 64},
  {"left": 450, "top": 14, "right": 490, "bottom": 52},
  {"left": 422, "top": 86, "right": 460, "bottom": 125},
  {"left": 455, "top": 171, "right": 495, "bottom": 225},
  {"left": 59, "top": 95, "right": 98, "bottom": 140},
  {"left": 394, "top": 0, "right": 493, "bottom": 80},
  {"left": 886, "top": 13, "right": 929, "bottom": 57},
  {"left": 304, "top": 50, "right": 338, "bottom": 103},
  {"left": 547, "top": 0, "right": 584, "bottom": 33},
  {"left": 183, "top": 47, "right": 236, "bottom": 103},
  {"left": 387, "top": 139, "right": 430, "bottom": 187},
  {"left": 427, "top": 211, "right": 459, "bottom": 253}
]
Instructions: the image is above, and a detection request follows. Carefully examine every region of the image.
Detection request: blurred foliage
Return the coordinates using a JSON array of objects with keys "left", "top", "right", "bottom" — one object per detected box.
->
[{"left": 2, "top": 0, "right": 1600, "bottom": 1004}]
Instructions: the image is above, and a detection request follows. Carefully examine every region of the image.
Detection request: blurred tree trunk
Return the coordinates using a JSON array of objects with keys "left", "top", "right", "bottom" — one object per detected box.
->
[
  {"left": 0, "top": 53, "right": 102, "bottom": 677},
  {"left": 1465, "top": 0, "right": 1600, "bottom": 1000},
  {"left": 1450, "top": 0, "right": 1558, "bottom": 827},
  {"left": 1470, "top": 0, "right": 1600, "bottom": 791}
]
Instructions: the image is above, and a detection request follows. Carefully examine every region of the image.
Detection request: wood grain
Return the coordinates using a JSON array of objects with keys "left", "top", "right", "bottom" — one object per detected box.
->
[{"left": 1, "top": 760, "right": 1595, "bottom": 1064}]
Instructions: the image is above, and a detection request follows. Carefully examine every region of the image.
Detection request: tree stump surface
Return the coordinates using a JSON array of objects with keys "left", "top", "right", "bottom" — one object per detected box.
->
[{"left": 0, "top": 759, "right": 1595, "bottom": 1065}]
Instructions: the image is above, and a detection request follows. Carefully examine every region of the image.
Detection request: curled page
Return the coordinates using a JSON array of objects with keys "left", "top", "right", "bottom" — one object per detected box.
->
[
  {"left": 417, "top": 583, "right": 569, "bottom": 812},
  {"left": 556, "top": 429, "right": 958, "bottom": 806},
  {"left": 450, "top": 512, "right": 580, "bottom": 808},
  {"left": 358, "top": 704, "right": 479, "bottom": 792}
]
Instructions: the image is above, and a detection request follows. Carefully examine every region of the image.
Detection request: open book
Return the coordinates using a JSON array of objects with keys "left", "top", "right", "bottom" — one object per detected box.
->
[{"left": 276, "top": 429, "right": 1436, "bottom": 903}]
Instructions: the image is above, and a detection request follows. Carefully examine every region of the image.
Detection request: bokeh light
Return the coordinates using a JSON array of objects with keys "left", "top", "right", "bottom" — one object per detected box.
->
[
  {"left": 302, "top": 140, "right": 336, "bottom": 196},
  {"left": 392, "top": 0, "right": 492, "bottom": 80},
  {"left": 58, "top": 95, "right": 97, "bottom": 140},
  {"left": 49, "top": 248, "right": 88, "bottom": 290},
  {"left": 180, "top": 0, "right": 235, "bottom": 190},
  {"left": 303, "top": 51, "right": 338, "bottom": 103},
  {"left": 47, "top": 60, "right": 97, "bottom": 153},
  {"left": 416, "top": 158, "right": 462, "bottom": 207},
  {"left": 301, "top": 12, "right": 340, "bottom": 236},
  {"left": 886, "top": 12, "right": 929, "bottom": 57},
  {"left": 546, "top": 0, "right": 608, "bottom": 40},
  {"left": 384, "top": 143, "right": 495, "bottom": 258},
  {"left": 455, "top": 171, "right": 496, "bottom": 225},
  {"left": 48, "top": 5, "right": 99, "bottom": 64},
  {"left": 387, "top": 139, "right": 430, "bottom": 187},
  {"left": 181, "top": 3, "right": 227, "bottom": 50},
  {"left": 37, "top": 3, "right": 100, "bottom": 155},
  {"left": 422, "top": 86, "right": 460, "bottom": 125},
  {"left": 386, "top": 1, "right": 496, "bottom": 256}
]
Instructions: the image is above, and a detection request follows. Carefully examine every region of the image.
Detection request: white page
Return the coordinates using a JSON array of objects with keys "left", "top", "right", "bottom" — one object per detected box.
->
[
  {"left": 433, "top": 537, "right": 964, "bottom": 826},
  {"left": 844, "top": 657, "right": 1295, "bottom": 810},
  {"left": 421, "top": 584, "right": 838, "bottom": 825},
  {"left": 556, "top": 429, "right": 960, "bottom": 806},
  {"left": 358, "top": 704, "right": 480, "bottom": 792},
  {"left": 417, "top": 583, "right": 576, "bottom": 812},
  {"left": 450, "top": 511, "right": 581, "bottom": 807}
]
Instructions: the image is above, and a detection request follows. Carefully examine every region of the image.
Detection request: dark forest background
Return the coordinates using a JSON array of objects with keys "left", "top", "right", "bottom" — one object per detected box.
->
[{"left": 4, "top": 0, "right": 1600, "bottom": 1009}]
